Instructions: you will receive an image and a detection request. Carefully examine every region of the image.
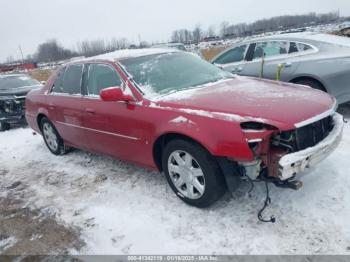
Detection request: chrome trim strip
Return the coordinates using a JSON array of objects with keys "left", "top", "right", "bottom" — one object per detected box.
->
[
  {"left": 55, "top": 121, "right": 141, "bottom": 141},
  {"left": 14, "top": 95, "right": 26, "bottom": 99},
  {"left": 50, "top": 92, "right": 83, "bottom": 97},
  {"left": 247, "top": 139, "right": 263, "bottom": 143},
  {"left": 294, "top": 100, "right": 337, "bottom": 128}
]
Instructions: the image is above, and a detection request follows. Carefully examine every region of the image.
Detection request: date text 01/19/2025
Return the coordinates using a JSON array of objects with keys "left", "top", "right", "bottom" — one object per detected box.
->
[{"left": 127, "top": 255, "right": 218, "bottom": 261}]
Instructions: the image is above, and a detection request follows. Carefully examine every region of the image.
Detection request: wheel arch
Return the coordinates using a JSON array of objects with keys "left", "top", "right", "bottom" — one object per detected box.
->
[
  {"left": 289, "top": 75, "right": 327, "bottom": 92},
  {"left": 37, "top": 113, "right": 48, "bottom": 131},
  {"left": 153, "top": 132, "right": 241, "bottom": 193},
  {"left": 152, "top": 132, "right": 212, "bottom": 172}
]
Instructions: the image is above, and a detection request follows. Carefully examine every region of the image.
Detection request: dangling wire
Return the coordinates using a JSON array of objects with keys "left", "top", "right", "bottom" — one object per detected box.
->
[
  {"left": 258, "top": 181, "right": 276, "bottom": 223},
  {"left": 242, "top": 167, "right": 276, "bottom": 223},
  {"left": 246, "top": 175, "right": 255, "bottom": 197}
]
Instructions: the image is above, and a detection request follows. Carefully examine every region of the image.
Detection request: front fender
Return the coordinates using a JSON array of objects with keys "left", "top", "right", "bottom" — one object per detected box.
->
[{"left": 153, "top": 112, "right": 256, "bottom": 162}]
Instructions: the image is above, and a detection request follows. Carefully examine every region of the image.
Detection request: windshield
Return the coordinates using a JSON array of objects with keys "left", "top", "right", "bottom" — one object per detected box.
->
[
  {"left": 120, "top": 52, "right": 232, "bottom": 98},
  {"left": 0, "top": 75, "right": 40, "bottom": 90}
]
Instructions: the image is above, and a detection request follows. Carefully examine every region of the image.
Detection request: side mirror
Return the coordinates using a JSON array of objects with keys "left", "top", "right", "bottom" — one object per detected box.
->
[{"left": 100, "top": 87, "right": 134, "bottom": 102}]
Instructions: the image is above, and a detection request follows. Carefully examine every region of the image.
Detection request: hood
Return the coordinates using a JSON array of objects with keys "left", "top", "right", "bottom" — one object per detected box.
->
[
  {"left": 0, "top": 85, "right": 41, "bottom": 97},
  {"left": 155, "top": 77, "right": 335, "bottom": 130}
]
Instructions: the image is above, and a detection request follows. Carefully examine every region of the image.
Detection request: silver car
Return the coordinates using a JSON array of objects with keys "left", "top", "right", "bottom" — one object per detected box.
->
[
  {"left": 152, "top": 43, "right": 187, "bottom": 51},
  {"left": 212, "top": 32, "right": 350, "bottom": 104}
]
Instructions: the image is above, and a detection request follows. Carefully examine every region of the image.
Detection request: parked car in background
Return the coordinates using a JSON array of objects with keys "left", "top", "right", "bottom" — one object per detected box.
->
[
  {"left": 212, "top": 32, "right": 350, "bottom": 104},
  {"left": 25, "top": 49, "right": 343, "bottom": 207},
  {"left": 152, "top": 43, "right": 187, "bottom": 51},
  {"left": 0, "top": 74, "right": 41, "bottom": 131},
  {"left": 338, "top": 21, "right": 350, "bottom": 37}
]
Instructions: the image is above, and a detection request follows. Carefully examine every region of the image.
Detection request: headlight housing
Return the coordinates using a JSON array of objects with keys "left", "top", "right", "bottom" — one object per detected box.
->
[{"left": 240, "top": 121, "right": 278, "bottom": 154}]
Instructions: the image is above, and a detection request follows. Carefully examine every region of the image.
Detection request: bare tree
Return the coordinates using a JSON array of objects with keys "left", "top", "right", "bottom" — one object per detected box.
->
[
  {"left": 206, "top": 25, "right": 216, "bottom": 38},
  {"left": 35, "top": 39, "right": 77, "bottom": 62},
  {"left": 6, "top": 56, "right": 14, "bottom": 64},
  {"left": 193, "top": 24, "right": 202, "bottom": 44},
  {"left": 170, "top": 11, "right": 341, "bottom": 41},
  {"left": 220, "top": 21, "right": 229, "bottom": 37},
  {"left": 171, "top": 30, "right": 180, "bottom": 43},
  {"left": 77, "top": 38, "right": 129, "bottom": 57},
  {"left": 139, "top": 41, "right": 150, "bottom": 48}
]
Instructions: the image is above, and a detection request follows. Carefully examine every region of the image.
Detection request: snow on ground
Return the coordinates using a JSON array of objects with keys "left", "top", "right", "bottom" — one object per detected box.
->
[
  {"left": 0, "top": 236, "right": 17, "bottom": 252},
  {"left": 0, "top": 111, "right": 350, "bottom": 255}
]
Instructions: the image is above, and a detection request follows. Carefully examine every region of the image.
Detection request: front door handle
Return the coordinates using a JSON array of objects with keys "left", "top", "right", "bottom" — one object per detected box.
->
[
  {"left": 85, "top": 108, "right": 95, "bottom": 114},
  {"left": 232, "top": 67, "right": 243, "bottom": 73},
  {"left": 49, "top": 103, "right": 55, "bottom": 109}
]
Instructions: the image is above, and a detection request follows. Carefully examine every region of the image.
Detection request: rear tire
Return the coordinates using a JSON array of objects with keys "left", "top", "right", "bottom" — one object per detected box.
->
[
  {"left": 295, "top": 79, "right": 326, "bottom": 92},
  {"left": 40, "top": 117, "right": 68, "bottom": 155},
  {"left": 0, "top": 121, "right": 10, "bottom": 132},
  {"left": 162, "top": 139, "right": 227, "bottom": 208}
]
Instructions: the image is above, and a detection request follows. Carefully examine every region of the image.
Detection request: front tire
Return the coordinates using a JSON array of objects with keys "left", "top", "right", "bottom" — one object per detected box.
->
[
  {"left": 295, "top": 79, "right": 326, "bottom": 92},
  {"left": 162, "top": 139, "right": 227, "bottom": 208},
  {"left": 40, "top": 117, "right": 68, "bottom": 155}
]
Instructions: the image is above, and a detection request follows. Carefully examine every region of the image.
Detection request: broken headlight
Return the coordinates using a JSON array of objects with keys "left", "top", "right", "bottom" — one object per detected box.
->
[{"left": 240, "top": 121, "right": 278, "bottom": 154}]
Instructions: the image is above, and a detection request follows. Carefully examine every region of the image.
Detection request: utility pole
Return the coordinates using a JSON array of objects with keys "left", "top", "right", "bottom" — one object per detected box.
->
[{"left": 18, "top": 45, "right": 24, "bottom": 63}]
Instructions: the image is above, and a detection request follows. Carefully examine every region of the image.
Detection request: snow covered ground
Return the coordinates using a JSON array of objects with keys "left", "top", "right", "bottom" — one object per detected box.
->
[{"left": 0, "top": 107, "right": 350, "bottom": 255}]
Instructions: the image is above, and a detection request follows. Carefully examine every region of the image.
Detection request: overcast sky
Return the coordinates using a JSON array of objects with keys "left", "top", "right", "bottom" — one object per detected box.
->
[{"left": 1, "top": 0, "right": 350, "bottom": 62}]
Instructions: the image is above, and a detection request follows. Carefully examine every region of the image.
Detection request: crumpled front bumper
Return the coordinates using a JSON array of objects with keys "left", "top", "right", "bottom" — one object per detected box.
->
[
  {"left": 278, "top": 113, "right": 344, "bottom": 180},
  {"left": 0, "top": 95, "right": 26, "bottom": 123}
]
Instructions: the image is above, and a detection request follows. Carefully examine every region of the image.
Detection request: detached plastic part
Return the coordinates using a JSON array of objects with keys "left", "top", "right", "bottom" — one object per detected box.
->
[
  {"left": 216, "top": 157, "right": 241, "bottom": 193},
  {"left": 274, "top": 180, "right": 303, "bottom": 190}
]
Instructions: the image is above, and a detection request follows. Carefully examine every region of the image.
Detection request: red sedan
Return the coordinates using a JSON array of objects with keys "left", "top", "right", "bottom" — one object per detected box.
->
[{"left": 25, "top": 49, "right": 344, "bottom": 207}]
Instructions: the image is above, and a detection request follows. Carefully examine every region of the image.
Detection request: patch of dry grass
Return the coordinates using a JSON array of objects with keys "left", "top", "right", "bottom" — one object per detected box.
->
[
  {"left": 200, "top": 46, "right": 227, "bottom": 61},
  {"left": 28, "top": 69, "right": 53, "bottom": 82}
]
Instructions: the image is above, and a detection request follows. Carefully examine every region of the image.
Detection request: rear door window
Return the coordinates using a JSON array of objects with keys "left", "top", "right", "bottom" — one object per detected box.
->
[
  {"left": 253, "top": 41, "right": 288, "bottom": 59},
  {"left": 214, "top": 45, "right": 247, "bottom": 64},
  {"left": 86, "top": 64, "right": 122, "bottom": 96},
  {"left": 61, "top": 64, "right": 83, "bottom": 95},
  {"left": 297, "top": 43, "right": 313, "bottom": 52}
]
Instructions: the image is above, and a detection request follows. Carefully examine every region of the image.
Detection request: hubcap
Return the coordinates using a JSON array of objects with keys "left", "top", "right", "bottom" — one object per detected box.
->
[
  {"left": 168, "top": 150, "right": 205, "bottom": 199},
  {"left": 42, "top": 122, "right": 58, "bottom": 151}
]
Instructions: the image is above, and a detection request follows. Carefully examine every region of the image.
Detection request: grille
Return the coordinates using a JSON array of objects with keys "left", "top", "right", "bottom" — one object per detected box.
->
[{"left": 273, "top": 115, "right": 334, "bottom": 152}]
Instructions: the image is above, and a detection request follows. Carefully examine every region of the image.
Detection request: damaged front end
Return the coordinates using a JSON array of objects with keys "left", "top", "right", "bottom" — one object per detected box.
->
[
  {"left": 235, "top": 112, "right": 344, "bottom": 190},
  {"left": 0, "top": 95, "right": 27, "bottom": 124},
  {"left": 220, "top": 113, "right": 344, "bottom": 223}
]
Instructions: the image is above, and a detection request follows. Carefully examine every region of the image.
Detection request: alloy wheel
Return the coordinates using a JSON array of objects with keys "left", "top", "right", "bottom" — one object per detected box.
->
[
  {"left": 167, "top": 150, "right": 206, "bottom": 199},
  {"left": 42, "top": 122, "right": 58, "bottom": 152}
]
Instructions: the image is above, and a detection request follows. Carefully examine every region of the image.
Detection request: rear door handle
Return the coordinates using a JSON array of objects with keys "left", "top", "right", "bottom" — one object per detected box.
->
[
  {"left": 283, "top": 62, "right": 292, "bottom": 68},
  {"left": 85, "top": 108, "right": 95, "bottom": 114}
]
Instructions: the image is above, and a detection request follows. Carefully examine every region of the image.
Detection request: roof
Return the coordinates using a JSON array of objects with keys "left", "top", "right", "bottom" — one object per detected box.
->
[
  {"left": 152, "top": 43, "right": 184, "bottom": 47},
  {"left": 250, "top": 32, "right": 350, "bottom": 46},
  {"left": 71, "top": 48, "right": 178, "bottom": 64}
]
